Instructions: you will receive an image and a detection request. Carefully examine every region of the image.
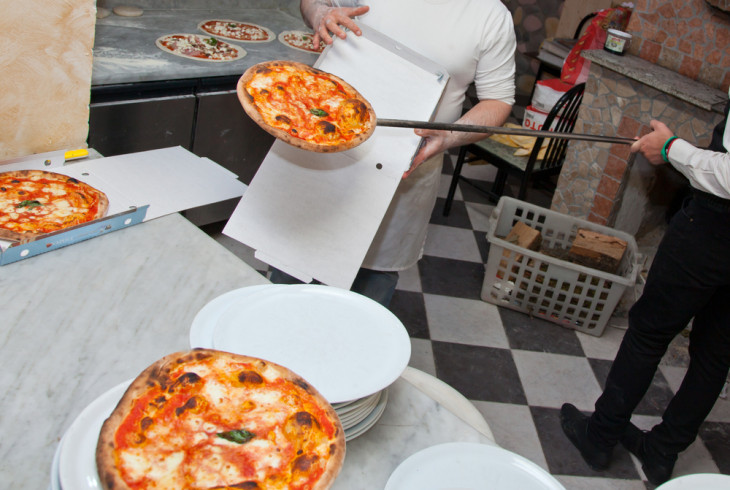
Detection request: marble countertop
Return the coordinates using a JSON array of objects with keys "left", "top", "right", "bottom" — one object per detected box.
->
[
  {"left": 92, "top": 8, "right": 319, "bottom": 86},
  {"left": 582, "top": 50, "right": 727, "bottom": 113},
  {"left": 0, "top": 211, "right": 498, "bottom": 488}
]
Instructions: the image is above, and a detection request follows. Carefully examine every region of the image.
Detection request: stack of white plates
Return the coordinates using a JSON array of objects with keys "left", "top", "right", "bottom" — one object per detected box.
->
[{"left": 189, "top": 284, "right": 411, "bottom": 441}]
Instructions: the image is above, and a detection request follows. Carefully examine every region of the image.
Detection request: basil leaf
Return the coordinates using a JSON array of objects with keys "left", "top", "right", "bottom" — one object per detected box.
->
[
  {"left": 217, "top": 429, "right": 254, "bottom": 444},
  {"left": 309, "top": 108, "right": 329, "bottom": 117},
  {"left": 16, "top": 200, "right": 43, "bottom": 209},
  {"left": 205, "top": 37, "right": 218, "bottom": 46}
]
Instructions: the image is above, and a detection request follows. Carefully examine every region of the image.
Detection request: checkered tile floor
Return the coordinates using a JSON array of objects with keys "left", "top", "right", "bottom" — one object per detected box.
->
[{"left": 201, "top": 151, "right": 730, "bottom": 490}]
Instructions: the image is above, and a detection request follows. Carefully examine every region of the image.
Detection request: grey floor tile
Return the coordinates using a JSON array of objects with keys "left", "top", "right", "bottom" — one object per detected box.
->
[
  {"left": 408, "top": 338, "right": 436, "bottom": 377},
  {"left": 389, "top": 289, "right": 429, "bottom": 340},
  {"left": 424, "top": 293, "right": 509, "bottom": 349},
  {"left": 423, "top": 223, "right": 482, "bottom": 262},
  {"left": 513, "top": 350, "right": 603, "bottom": 411}
]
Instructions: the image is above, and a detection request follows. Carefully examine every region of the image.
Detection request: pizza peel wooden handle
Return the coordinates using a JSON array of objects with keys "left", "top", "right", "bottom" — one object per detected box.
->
[{"left": 375, "top": 118, "right": 636, "bottom": 145}]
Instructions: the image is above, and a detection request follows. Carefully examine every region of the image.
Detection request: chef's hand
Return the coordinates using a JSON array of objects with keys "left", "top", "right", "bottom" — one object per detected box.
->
[
  {"left": 631, "top": 120, "right": 675, "bottom": 166},
  {"left": 300, "top": 1, "right": 370, "bottom": 49},
  {"left": 404, "top": 129, "right": 454, "bottom": 178}
]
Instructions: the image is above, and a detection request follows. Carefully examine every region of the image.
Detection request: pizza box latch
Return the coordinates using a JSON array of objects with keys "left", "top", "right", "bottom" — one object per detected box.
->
[{"left": 0, "top": 205, "right": 148, "bottom": 266}]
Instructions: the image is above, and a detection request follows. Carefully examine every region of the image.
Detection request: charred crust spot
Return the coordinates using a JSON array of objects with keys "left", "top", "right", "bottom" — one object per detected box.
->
[
  {"left": 294, "top": 378, "right": 312, "bottom": 392},
  {"left": 294, "top": 411, "right": 314, "bottom": 428},
  {"left": 260, "top": 89, "right": 270, "bottom": 96},
  {"left": 297, "top": 449, "right": 303, "bottom": 455},
  {"left": 11, "top": 179, "right": 19, "bottom": 183},
  {"left": 329, "top": 442, "right": 338, "bottom": 455},
  {"left": 293, "top": 454, "right": 318, "bottom": 473},
  {"left": 0, "top": 187, "right": 6, "bottom": 192},
  {"left": 276, "top": 85, "right": 284, "bottom": 91},
  {"left": 211, "top": 482, "right": 260, "bottom": 489},
  {"left": 18, "top": 190, "right": 25, "bottom": 195},
  {"left": 67, "top": 177, "right": 79, "bottom": 184},
  {"left": 175, "top": 396, "right": 198, "bottom": 417},
  {"left": 317, "top": 121, "right": 337, "bottom": 134},
  {"left": 169, "top": 372, "right": 201, "bottom": 393},
  {"left": 238, "top": 370, "right": 264, "bottom": 384},
  {"left": 140, "top": 417, "right": 153, "bottom": 431},
  {"left": 275, "top": 115, "right": 292, "bottom": 125},
  {"left": 291, "top": 128, "right": 298, "bottom": 134}
]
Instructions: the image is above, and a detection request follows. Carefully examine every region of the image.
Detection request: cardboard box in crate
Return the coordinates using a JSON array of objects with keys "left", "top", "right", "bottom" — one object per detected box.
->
[{"left": 482, "top": 197, "right": 639, "bottom": 336}]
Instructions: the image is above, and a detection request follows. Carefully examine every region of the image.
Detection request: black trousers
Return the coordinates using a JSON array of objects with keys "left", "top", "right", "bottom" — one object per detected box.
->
[{"left": 588, "top": 197, "right": 730, "bottom": 459}]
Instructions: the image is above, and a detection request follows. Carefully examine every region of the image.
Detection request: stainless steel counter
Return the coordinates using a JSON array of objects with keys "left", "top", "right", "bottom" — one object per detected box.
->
[{"left": 92, "top": 8, "right": 319, "bottom": 86}]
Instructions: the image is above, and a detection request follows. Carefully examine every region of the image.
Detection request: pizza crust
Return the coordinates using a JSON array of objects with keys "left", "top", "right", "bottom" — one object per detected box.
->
[
  {"left": 198, "top": 19, "right": 275, "bottom": 43},
  {"left": 96, "top": 349, "right": 345, "bottom": 490},
  {"left": 155, "top": 33, "right": 247, "bottom": 63},
  {"left": 0, "top": 170, "right": 109, "bottom": 242},
  {"left": 237, "top": 60, "right": 376, "bottom": 153}
]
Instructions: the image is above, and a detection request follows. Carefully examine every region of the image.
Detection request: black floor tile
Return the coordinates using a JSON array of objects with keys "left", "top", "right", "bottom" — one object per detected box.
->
[
  {"left": 432, "top": 340, "right": 527, "bottom": 404},
  {"left": 588, "top": 358, "right": 675, "bottom": 417},
  {"left": 431, "top": 197, "right": 472, "bottom": 229},
  {"left": 698, "top": 421, "right": 730, "bottom": 474},
  {"left": 418, "top": 255, "right": 484, "bottom": 300},
  {"left": 531, "top": 406, "right": 641, "bottom": 479},
  {"left": 389, "top": 289, "right": 429, "bottom": 339},
  {"left": 500, "top": 308, "right": 586, "bottom": 356},
  {"left": 459, "top": 178, "right": 499, "bottom": 205},
  {"left": 474, "top": 230, "right": 491, "bottom": 264}
]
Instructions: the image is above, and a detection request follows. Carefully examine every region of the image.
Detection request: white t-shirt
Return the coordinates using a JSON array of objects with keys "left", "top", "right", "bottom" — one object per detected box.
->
[{"left": 357, "top": 0, "right": 516, "bottom": 270}]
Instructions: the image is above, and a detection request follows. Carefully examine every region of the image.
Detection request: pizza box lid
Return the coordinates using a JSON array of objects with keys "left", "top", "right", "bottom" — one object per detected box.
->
[
  {"left": 0, "top": 146, "right": 247, "bottom": 265},
  {"left": 222, "top": 25, "right": 449, "bottom": 289}
]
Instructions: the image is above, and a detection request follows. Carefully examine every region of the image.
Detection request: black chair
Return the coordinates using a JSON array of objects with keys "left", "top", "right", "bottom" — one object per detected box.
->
[{"left": 443, "top": 82, "right": 585, "bottom": 216}]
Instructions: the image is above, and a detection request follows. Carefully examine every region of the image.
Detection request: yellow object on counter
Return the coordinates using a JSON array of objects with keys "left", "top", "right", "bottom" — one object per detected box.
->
[
  {"left": 489, "top": 123, "right": 547, "bottom": 160},
  {"left": 64, "top": 148, "right": 89, "bottom": 161}
]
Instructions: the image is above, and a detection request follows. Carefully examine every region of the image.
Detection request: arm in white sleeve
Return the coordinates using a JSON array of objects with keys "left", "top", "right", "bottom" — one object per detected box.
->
[{"left": 668, "top": 139, "right": 730, "bottom": 199}]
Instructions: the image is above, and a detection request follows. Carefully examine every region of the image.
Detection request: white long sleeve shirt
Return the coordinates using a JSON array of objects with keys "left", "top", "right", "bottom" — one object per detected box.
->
[{"left": 668, "top": 90, "right": 730, "bottom": 199}]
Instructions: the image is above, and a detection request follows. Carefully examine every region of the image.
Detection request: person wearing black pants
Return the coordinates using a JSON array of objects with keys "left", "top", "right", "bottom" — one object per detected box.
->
[{"left": 561, "top": 95, "right": 730, "bottom": 486}]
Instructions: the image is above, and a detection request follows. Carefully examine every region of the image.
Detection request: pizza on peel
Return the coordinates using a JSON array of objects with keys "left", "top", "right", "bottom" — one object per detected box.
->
[
  {"left": 96, "top": 349, "right": 345, "bottom": 490},
  {"left": 0, "top": 169, "right": 109, "bottom": 242},
  {"left": 237, "top": 60, "right": 376, "bottom": 153}
]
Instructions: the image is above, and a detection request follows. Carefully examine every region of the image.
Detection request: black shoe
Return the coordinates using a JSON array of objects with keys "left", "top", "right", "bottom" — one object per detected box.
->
[
  {"left": 560, "top": 403, "right": 612, "bottom": 471},
  {"left": 620, "top": 422, "right": 675, "bottom": 486}
]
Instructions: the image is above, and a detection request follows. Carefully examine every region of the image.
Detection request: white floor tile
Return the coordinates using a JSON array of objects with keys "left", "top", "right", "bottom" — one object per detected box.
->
[
  {"left": 437, "top": 172, "right": 461, "bottom": 200},
  {"left": 423, "top": 223, "right": 482, "bottom": 262},
  {"left": 512, "top": 350, "right": 603, "bottom": 411},
  {"left": 424, "top": 293, "right": 509, "bottom": 349},
  {"left": 576, "top": 325, "right": 626, "bottom": 361},
  {"left": 472, "top": 400, "right": 548, "bottom": 470},
  {"left": 395, "top": 263, "right": 422, "bottom": 293},
  {"left": 464, "top": 201, "right": 495, "bottom": 233}
]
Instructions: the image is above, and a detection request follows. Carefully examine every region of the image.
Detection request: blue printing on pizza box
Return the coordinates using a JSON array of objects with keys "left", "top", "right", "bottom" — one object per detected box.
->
[{"left": 0, "top": 205, "right": 148, "bottom": 266}]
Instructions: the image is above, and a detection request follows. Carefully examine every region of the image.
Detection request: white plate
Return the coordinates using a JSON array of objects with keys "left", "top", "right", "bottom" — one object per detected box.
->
[
  {"left": 199, "top": 284, "right": 410, "bottom": 403},
  {"left": 189, "top": 284, "right": 284, "bottom": 347},
  {"left": 657, "top": 473, "right": 730, "bottom": 489},
  {"left": 345, "top": 388, "right": 389, "bottom": 442},
  {"left": 334, "top": 392, "right": 380, "bottom": 416},
  {"left": 384, "top": 442, "right": 565, "bottom": 490},
  {"left": 339, "top": 392, "right": 381, "bottom": 429},
  {"left": 49, "top": 436, "right": 63, "bottom": 490},
  {"left": 58, "top": 380, "right": 131, "bottom": 490}
]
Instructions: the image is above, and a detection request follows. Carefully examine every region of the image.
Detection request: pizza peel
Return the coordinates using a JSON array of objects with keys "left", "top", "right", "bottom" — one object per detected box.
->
[{"left": 374, "top": 118, "right": 636, "bottom": 145}]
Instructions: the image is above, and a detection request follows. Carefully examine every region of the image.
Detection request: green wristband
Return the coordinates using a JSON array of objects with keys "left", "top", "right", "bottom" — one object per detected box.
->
[{"left": 661, "top": 136, "right": 679, "bottom": 163}]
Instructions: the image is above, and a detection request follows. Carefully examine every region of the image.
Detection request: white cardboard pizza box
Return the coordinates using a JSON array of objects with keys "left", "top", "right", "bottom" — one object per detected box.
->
[
  {"left": 0, "top": 146, "right": 247, "bottom": 263},
  {"left": 222, "top": 25, "right": 449, "bottom": 289}
]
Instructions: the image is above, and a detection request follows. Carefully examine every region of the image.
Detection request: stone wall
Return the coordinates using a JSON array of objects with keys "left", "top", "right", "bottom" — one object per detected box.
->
[{"left": 625, "top": 0, "right": 730, "bottom": 92}]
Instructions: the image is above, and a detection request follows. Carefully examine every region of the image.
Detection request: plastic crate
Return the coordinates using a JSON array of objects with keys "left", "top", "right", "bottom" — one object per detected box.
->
[{"left": 482, "top": 197, "right": 639, "bottom": 336}]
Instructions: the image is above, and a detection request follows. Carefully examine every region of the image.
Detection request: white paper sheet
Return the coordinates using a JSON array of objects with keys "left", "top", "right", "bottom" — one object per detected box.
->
[{"left": 223, "top": 27, "right": 448, "bottom": 289}]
